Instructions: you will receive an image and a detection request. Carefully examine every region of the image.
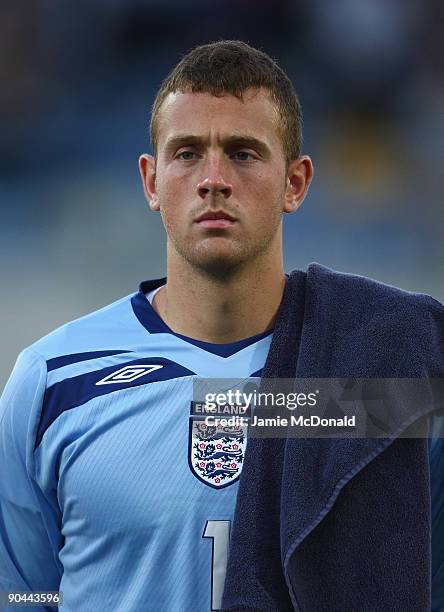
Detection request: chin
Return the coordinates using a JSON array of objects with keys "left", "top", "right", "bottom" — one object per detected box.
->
[
  {"left": 188, "top": 250, "right": 250, "bottom": 279},
  {"left": 174, "top": 237, "right": 264, "bottom": 279},
  {"left": 196, "top": 258, "right": 246, "bottom": 279}
]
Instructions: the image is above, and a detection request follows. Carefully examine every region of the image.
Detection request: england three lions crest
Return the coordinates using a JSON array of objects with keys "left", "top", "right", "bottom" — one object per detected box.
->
[{"left": 188, "top": 401, "right": 249, "bottom": 489}]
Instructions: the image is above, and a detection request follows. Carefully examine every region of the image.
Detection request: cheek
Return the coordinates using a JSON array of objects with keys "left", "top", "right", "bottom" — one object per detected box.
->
[
  {"left": 156, "top": 179, "right": 177, "bottom": 214},
  {"left": 157, "top": 166, "right": 193, "bottom": 207},
  {"left": 248, "top": 174, "right": 286, "bottom": 212},
  {"left": 156, "top": 183, "right": 189, "bottom": 236}
]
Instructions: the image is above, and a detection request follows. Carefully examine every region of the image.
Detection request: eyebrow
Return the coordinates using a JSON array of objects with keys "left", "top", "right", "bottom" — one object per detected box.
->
[{"left": 163, "top": 133, "right": 271, "bottom": 158}]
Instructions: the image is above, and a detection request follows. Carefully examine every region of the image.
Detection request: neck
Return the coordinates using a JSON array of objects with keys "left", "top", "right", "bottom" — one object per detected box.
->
[{"left": 154, "top": 250, "right": 286, "bottom": 343}]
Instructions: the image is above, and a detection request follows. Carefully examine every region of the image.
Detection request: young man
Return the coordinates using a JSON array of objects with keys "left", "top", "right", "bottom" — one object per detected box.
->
[{"left": 0, "top": 41, "right": 442, "bottom": 612}]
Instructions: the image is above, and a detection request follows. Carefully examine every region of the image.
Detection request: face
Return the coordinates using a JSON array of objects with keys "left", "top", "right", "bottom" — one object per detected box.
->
[{"left": 140, "top": 88, "right": 313, "bottom": 277}]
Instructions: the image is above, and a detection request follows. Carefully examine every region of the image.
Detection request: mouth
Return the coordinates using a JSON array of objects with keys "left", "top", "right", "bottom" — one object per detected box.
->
[{"left": 195, "top": 210, "right": 237, "bottom": 229}]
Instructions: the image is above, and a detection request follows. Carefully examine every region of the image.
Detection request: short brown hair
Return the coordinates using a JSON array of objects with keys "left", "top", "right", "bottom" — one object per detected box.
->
[{"left": 150, "top": 40, "right": 303, "bottom": 165}]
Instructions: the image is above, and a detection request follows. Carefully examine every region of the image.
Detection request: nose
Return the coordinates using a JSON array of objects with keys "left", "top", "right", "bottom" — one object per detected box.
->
[{"left": 197, "top": 157, "right": 233, "bottom": 200}]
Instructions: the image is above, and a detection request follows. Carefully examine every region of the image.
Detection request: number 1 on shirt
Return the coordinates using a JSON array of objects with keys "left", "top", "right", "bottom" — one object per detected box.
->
[{"left": 202, "top": 520, "right": 231, "bottom": 610}]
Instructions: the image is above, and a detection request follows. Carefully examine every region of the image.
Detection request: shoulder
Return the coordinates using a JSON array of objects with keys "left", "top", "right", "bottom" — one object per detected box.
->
[
  {"left": 26, "top": 292, "right": 137, "bottom": 362},
  {"left": 1, "top": 291, "right": 138, "bottom": 415},
  {"left": 307, "top": 262, "right": 443, "bottom": 325},
  {"left": 304, "top": 263, "right": 443, "bottom": 376},
  {"left": 308, "top": 262, "right": 442, "bottom": 311}
]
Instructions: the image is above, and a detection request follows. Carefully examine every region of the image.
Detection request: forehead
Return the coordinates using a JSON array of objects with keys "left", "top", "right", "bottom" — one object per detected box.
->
[{"left": 156, "top": 88, "right": 282, "bottom": 150}]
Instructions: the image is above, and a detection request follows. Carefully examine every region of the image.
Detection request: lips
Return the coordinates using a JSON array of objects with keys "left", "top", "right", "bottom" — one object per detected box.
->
[{"left": 195, "top": 210, "right": 237, "bottom": 229}]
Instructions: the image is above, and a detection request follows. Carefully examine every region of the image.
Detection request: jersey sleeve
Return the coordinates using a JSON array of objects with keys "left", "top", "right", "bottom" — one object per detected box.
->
[{"left": 0, "top": 349, "right": 61, "bottom": 611}]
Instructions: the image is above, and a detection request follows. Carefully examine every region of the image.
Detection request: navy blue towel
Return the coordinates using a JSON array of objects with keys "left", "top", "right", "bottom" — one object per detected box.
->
[{"left": 222, "top": 263, "right": 444, "bottom": 612}]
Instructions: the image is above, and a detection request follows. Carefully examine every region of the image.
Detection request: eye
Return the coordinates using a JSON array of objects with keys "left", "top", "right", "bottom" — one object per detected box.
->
[
  {"left": 176, "top": 150, "right": 198, "bottom": 161},
  {"left": 231, "top": 150, "right": 256, "bottom": 161}
]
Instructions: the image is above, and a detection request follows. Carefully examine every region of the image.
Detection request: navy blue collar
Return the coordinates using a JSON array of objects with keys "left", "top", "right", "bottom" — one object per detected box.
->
[{"left": 131, "top": 278, "right": 273, "bottom": 357}]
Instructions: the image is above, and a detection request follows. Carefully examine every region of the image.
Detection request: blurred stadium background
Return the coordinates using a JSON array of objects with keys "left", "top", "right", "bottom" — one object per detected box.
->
[{"left": 1, "top": 0, "right": 443, "bottom": 388}]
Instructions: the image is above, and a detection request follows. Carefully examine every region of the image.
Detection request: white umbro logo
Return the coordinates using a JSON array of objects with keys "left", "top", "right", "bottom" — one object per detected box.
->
[{"left": 95, "top": 364, "right": 164, "bottom": 385}]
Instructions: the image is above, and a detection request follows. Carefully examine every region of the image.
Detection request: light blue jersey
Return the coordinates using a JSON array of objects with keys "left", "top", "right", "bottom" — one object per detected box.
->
[
  {"left": 2, "top": 279, "right": 444, "bottom": 611},
  {"left": 0, "top": 279, "right": 272, "bottom": 612}
]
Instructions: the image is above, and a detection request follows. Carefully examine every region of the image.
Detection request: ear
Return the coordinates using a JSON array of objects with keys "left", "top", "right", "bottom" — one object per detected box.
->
[
  {"left": 139, "top": 154, "right": 160, "bottom": 211},
  {"left": 284, "top": 155, "right": 314, "bottom": 214}
]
